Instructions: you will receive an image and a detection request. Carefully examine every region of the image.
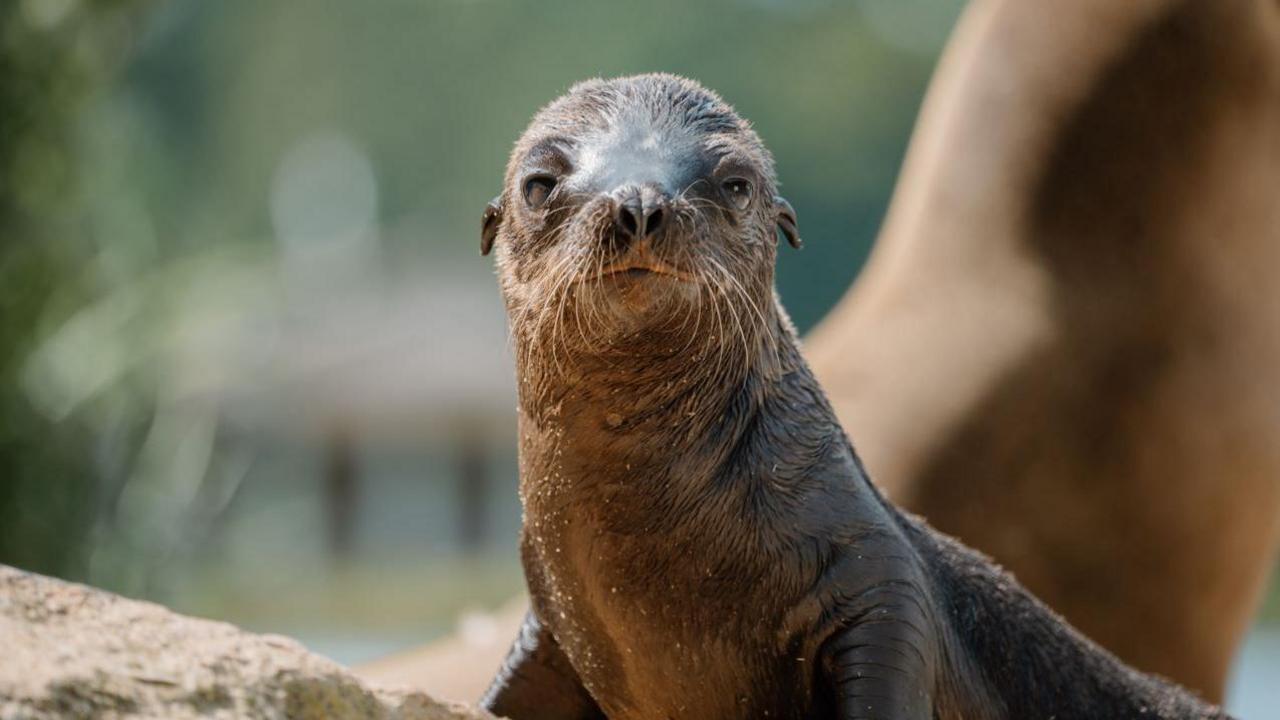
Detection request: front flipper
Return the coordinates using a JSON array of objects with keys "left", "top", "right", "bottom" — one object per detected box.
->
[
  {"left": 820, "top": 581, "right": 938, "bottom": 720},
  {"left": 480, "top": 611, "right": 605, "bottom": 720}
]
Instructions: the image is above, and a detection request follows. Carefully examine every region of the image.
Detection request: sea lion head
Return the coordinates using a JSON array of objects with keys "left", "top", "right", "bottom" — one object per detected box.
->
[{"left": 482, "top": 74, "right": 799, "bottom": 365}]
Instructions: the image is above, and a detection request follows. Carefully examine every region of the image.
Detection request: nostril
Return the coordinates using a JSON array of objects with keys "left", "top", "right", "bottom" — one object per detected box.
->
[
  {"left": 617, "top": 205, "right": 639, "bottom": 237},
  {"left": 646, "top": 208, "right": 664, "bottom": 236},
  {"left": 611, "top": 190, "right": 668, "bottom": 239}
]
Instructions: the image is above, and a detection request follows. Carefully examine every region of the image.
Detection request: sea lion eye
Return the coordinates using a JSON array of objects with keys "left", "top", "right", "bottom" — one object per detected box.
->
[
  {"left": 721, "top": 177, "right": 753, "bottom": 211},
  {"left": 523, "top": 175, "right": 557, "bottom": 209}
]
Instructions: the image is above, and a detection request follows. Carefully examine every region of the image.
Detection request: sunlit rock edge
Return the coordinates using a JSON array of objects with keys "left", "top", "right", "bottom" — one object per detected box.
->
[{"left": 0, "top": 565, "right": 494, "bottom": 720}]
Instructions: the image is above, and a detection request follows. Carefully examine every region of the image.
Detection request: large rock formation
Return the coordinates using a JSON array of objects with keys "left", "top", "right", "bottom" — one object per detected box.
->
[{"left": 0, "top": 565, "right": 492, "bottom": 720}]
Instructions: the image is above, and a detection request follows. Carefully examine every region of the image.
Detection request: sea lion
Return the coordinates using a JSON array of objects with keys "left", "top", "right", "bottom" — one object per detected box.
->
[
  {"left": 806, "top": 0, "right": 1280, "bottom": 699},
  {"left": 477, "top": 73, "right": 1228, "bottom": 720}
]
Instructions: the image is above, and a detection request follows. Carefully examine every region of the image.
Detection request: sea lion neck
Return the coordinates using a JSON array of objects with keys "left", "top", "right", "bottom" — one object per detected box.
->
[{"left": 512, "top": 303, "right": 840, "bottom": 506}]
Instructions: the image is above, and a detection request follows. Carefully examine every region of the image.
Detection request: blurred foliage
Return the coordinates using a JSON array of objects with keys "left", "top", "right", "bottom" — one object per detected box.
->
[
  {"left": 0, "top": 0, "right": 156, "bottom": 582},
  {"left": 111, "top": 0, "right": 958, "bottom": 325},
  {"left": 1261, "top": 574, "right": 1280, "bottom": 622}
]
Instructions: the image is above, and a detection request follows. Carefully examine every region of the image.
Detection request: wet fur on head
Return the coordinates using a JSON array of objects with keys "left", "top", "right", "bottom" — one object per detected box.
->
[{"left": 485, "top": 75, "right": 799, "bottom": 418}]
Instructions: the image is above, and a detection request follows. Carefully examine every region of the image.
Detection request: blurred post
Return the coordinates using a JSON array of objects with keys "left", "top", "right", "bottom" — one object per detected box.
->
[
  {"left": 325, "top": 425, "right": 359, "bottom": 559},
  {"left": 455, "top": 428, "right": 490, "bottom": 554}
]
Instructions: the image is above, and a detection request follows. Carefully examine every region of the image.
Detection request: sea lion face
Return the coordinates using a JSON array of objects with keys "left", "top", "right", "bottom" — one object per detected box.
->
[{"left": 484, "top": 74, "right": 799, "bottom": 359}]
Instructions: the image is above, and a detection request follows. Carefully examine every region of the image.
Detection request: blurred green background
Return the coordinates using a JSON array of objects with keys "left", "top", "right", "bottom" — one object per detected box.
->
[{"left": 1, "top": 0, "right": 1275, "bottom": 714}]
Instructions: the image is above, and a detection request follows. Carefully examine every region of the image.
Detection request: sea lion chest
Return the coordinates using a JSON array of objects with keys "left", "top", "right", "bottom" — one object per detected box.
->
[{"left": 520, "top": 451, "right": 832, "bottom": 720}]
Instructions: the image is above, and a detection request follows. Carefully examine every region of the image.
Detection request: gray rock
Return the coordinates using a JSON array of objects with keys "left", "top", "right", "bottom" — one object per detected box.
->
[{"left": 0, "top": 565, "right": 494, "bottom": 720}]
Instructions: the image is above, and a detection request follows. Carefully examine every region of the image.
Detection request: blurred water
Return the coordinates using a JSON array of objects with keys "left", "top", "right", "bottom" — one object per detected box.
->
[
  {"left": 1228, "top": 627, "right": 1280, "bottom": 720},
  {"left": 303, "top": 632, "right": 435, "bottom": 668}
]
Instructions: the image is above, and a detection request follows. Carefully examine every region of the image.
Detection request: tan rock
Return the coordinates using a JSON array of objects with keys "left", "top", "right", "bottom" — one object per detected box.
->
[{"left": 0, "top": 565, "right": 494, "bottom": 720}]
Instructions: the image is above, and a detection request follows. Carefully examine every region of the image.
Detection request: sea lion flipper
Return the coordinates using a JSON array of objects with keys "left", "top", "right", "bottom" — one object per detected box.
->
[
  {"left": 821, "top": 580, "right": 937, "bottom": 720},
  {"left": 480, "top": 611, "right": 605, "bottom": 719}
]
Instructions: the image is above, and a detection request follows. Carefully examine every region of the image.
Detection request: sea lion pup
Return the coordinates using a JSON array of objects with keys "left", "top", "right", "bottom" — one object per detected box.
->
[{"left": 478, "top": 74, "right": 1228, "bottom": 720}]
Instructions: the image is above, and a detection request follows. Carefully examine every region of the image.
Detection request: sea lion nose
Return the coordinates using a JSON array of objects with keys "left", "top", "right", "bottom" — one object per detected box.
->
[{"left": 610, "top": 185, "right": 667, "bottom": 241}]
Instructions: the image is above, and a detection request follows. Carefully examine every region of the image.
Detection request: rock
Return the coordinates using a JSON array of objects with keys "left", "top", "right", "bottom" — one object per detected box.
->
[{"left": 0, "top": 565, "right": 495, "bottom": 720}]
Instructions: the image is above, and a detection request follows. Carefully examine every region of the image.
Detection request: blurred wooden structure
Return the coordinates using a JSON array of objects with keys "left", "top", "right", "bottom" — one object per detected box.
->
[{"left": 185, "top": 271, "right": 517, "bottom": 557}]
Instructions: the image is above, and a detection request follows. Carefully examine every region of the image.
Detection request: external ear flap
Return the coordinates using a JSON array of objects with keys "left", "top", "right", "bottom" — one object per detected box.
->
[
  {"left": 481, "top": 196, "right": 503, "bottom": 256},
  {"left": 774, "top": 196, "right": 801, "bottom": 249}
]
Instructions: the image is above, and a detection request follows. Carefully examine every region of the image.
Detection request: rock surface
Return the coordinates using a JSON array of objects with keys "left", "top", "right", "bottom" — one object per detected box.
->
[{"left": 0, "top": 565, "right": 494, "bottom": 720}]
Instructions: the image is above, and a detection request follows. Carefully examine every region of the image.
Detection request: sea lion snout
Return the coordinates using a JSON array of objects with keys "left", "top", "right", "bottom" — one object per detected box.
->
[{"left": 608, "top": 183, "right": 669, "bottom": 242}]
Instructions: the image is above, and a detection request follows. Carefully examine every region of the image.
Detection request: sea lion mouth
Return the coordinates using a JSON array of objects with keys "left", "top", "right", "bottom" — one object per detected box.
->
[{"left": 598, "top": 258, "right": 693, "bottom": 283}]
